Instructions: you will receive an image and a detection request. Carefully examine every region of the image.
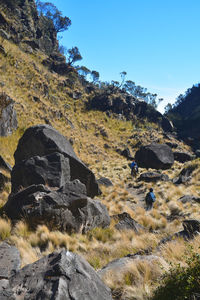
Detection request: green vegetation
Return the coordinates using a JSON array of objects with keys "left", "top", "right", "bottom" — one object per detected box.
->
[{"left": 151, "top": 247, "right": 200, "bottom": 300}]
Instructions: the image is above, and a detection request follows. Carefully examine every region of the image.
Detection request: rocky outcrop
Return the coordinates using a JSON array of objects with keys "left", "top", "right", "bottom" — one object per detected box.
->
[
  {"left": 0, "top": 249, "right": 113, "bottom": 300},
  {"left": 87, "top": 92, "right": 173, "bottom": 132},
  {"left": 0, "top": 172, "right": 9, "bottom": 191},
  {"left": 175, "top": 220, "right": 200, "bottom": 239},
  {"left": 138, "top": 172, "right": 169, "bottom": 182},
  {"left": 135, "top": 143, "right": 174, "bottom": 170},
  {"left": 0, "top": 93, "right": 17, "bottom": 136},
  {"left": 14, "top": 124, "right": 100, "bottom": 198},
  {"left": 4, "top": 182, "right": 110, "bottom": 233},
  {"left": 0, "top": 0, "right": 58, "bottom": 56}
]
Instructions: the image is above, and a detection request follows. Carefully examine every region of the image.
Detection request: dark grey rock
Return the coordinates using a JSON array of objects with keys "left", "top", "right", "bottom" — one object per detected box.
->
[
  {"left": 0, "top": 94, "right": 18, "bottom": 136},
  {"left": 4, "top": 181, "right": 110, "bottom": 233},
  {"left": 9, "top": 250, "right": 113, "bottom": 300},
  {"left": 178, "top": 195, "right": 200, "bottom": 204},
  {"left": 0, "top": 242, "right": 21, "bottom": 279},
  {"left": 14, "top": 124, "right": 100, "bottom": 198},
  {"left": 11, "top": 152, "right": 70, "bottom": 193},
  {"left": 138, "top": 172, "right": 169, "bottom": 182},
  {"left": 173, "top": 151, "right": 195, "bottom": 163},
  {"left": 161, "top": 117, "right": 174, "bottom": 132},
  {"left": 97, "top": 177, "right": 113, "bottom": 187},
  {"left": 113, "top": 212, "right": 143, "bottom": 232},
  {"left": 0, "top": 155, "right": 12, "bottom": 172},
  {"left": 135, "top": 143, "right": 174, "bottom": 170}
]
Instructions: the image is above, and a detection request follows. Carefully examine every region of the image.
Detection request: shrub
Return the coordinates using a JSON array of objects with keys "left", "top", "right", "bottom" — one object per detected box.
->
[{"left": 151, "top": 247, "right": 200, "bottom": 300}]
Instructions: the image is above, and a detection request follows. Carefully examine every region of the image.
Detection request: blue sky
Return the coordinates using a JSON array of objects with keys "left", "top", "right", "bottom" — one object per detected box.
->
[{"left": 49, "top": 0, "right": 200, "bottom": 113}]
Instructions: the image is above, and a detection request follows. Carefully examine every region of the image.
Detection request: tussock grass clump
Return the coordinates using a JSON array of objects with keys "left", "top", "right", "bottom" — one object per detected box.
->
[{"left": 0, "top": 218, "right": 11, "bottom": 240}]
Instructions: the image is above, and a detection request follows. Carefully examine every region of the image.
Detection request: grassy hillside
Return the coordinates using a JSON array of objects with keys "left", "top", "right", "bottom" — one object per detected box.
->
[{"left": 0, "top": 39, "right": 200, "bottom": 300}]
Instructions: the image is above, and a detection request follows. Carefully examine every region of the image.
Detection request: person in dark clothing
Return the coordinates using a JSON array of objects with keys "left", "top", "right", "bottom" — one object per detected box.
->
[
  {"left": 130, "top": 159, "right": 138, "bottom": 177},
  {"left": 145, "top": 188, "right": 156, "bottom": 210}
]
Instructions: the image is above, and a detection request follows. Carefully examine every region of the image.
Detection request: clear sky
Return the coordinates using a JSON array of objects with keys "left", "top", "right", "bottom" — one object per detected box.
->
[{"left": 49, "top": 0, "right": 200, "bottom": 113}]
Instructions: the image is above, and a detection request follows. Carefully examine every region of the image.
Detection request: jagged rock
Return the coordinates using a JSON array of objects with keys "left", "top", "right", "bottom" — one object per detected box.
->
[
  {"left": 4, "top": 181, "right": 110, "bottom": 233},
  {"left": 173, "top": 151, "right": 195, "bottom": 163},
  {"left": 97, "top": 177, "right": 113, "bottom": 187},
  {"left": 0, "top": 93, "right": 18, "bottom": 136},
  {"left": 135, "top": 143, "right": 174, "bottom": 170},
  {"left": 113, "top": 212, "right": 143, "bottom": 232},
  {"left": 0, "top": 279, "right": 14, "bottom": 300},
  {"left": 14, "top": 124, "right": 100, "bottom": 198},
  {"left": 173, "top": 164, "right": 196, "bottom": 184},
  {"left": 9, "top": 250, "right": 113, "bottom": 300},
  {"left": 0, "top": 242, "right": 21, "bottom": 279},
  {"left": 161, "top": 117, "right": 174, "bottom": 132},
  {"left": 11, "top": 152, "right": 70, "bottom": 193},
  {"left": 178, "top": 195, "right": 200, "bottom": 204},
  {"left": 0, "top": 155, "right": 12, "bottom": 172},
  {"left": 138, "top": 172, "right": 169, "bottom": 182}
]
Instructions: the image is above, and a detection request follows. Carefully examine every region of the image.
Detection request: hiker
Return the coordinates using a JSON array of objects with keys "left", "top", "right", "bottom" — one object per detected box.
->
[
  {"left": 145, "top": 188, "right": 156, "bottom": 210},
  {"left": 130, "top": 159, "right": 138, "bottom": 177}
]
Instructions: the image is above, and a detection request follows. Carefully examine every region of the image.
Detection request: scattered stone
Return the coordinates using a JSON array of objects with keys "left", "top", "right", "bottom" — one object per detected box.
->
[
  {"left": 135, "top": 143, "right": 174, "bottom": 170},
  {"left": 97, "top": 177, "right": 113, "bottom": 187},
  {"left": 113, "top": 212, "right": 143, "bottom": 232},
  {"left": 173, "top": 151, "right": 195, "bottom": 163},
  {"left": 138, "top": 172, "right": 169, "bottom": 182},
  {"left": 9, "top": 250, "right": 113, "bottom": 300}
]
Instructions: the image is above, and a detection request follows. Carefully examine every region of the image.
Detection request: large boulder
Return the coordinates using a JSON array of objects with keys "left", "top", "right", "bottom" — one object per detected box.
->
[
  {"left": 14, "top": 125, "right": 100, "bottom": 198},
  {"left": 0, "top": 93, "right": 17, "bottom": 136},
  {"left": 173, "top": 164, "right": 196, "bottom": 185},
  {"left": 9, "top": 250, "right": 113, "bottom": 300},
  {"left": 4, "top": 181, "right": 110, "bottom": 233},
  {"left": 135, "top": 143, "right": 174, "bottom": 170},
  {"left": 11, "top": 152, "right": 70, "bottom": 193}
]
